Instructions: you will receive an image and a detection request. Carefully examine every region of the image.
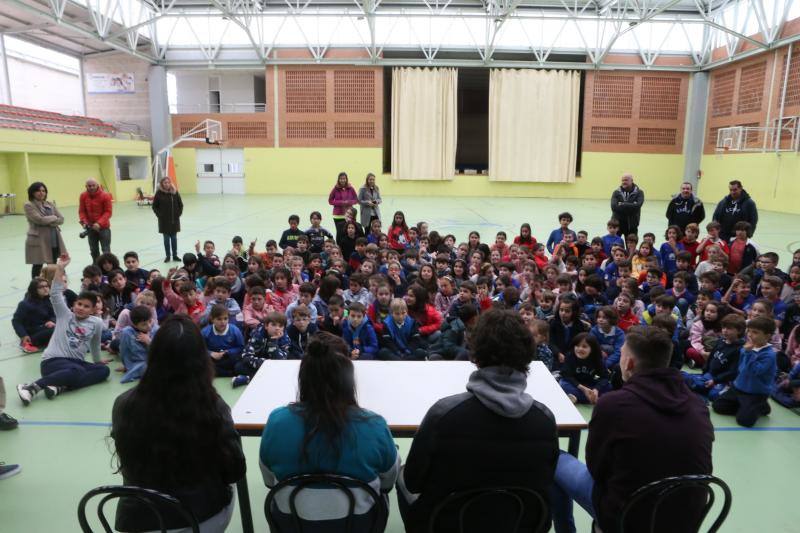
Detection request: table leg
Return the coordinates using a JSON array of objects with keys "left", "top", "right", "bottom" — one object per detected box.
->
[
  {"left": 237, "top": 475, "right": 255, "bottom": 533},
  {"left": 567, "top": 429, "right": 581, "bottom": 458}
]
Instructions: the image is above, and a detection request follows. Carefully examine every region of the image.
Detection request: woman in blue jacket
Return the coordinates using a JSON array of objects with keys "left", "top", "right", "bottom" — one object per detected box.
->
[{"left": 260, "top": 332, "right": 399, "bottom": 530}]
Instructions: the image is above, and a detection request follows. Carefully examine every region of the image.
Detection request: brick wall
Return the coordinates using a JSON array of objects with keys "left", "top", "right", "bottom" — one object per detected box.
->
[{"left": 83, "top": 52, "right": 151, "bottom": 138}]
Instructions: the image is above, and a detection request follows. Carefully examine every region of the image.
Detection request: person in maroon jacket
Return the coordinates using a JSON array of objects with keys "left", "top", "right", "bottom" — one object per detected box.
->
[
  {"left": 78, "top": 178, "right": 113, "bottom": 261},
  {"left": 550, "top": 326, "right": 714, "bottom": 533}
]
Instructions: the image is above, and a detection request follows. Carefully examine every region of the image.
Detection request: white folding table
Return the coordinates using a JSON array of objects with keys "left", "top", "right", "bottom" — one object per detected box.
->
[{"left": 231, "top": 360, "right": 587, "bottom": 533}]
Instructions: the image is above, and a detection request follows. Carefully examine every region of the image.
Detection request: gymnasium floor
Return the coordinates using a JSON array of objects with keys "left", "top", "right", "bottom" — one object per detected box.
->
[{"left": 0, "top": 194, "right": 798, "bottom": 532}]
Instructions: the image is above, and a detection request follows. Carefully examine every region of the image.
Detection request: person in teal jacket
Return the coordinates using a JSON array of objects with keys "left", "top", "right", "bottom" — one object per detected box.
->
[{"left": 260, "top": 333, "right": 399, "bottom": 530}]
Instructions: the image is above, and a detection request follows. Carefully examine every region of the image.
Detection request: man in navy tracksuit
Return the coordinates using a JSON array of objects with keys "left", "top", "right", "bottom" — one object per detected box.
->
[{"left": 684, "top": 314, "right": 744, "bottom": 401}]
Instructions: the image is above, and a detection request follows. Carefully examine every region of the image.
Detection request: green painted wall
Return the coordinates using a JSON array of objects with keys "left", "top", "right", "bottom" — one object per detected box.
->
[
  {"left": 0, "top": 129, "right": 152, "bottom": 213},
  {"left": 172, "top": 147, "right": 686, "bottom": 201},
  {"left": 699, "top": 152, "right": 800, "bottom": 214}
]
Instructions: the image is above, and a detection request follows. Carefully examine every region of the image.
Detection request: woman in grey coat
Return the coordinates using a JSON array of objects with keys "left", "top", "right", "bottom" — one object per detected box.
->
[
  {"left": 24, "top": 181, "right": 66, "bottom": 278},
  {"left": 357, "top": 172, "right": 382, "bottom": 229}
]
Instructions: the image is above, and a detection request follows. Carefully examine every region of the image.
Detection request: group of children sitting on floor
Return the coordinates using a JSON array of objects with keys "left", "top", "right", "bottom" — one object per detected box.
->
[{"left": 12, "top": 208, "right": 800, "bottom": 426}]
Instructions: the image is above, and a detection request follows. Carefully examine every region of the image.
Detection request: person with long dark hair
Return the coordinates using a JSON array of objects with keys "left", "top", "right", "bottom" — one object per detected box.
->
[
  {"left": 24, "top": 181, "right": 66, "bottom": 278},
  {"left": 12, "top": 278, "right": 56, "bottom": 354},
  {"left": 260, "top": 332, "right": 399, "bottom": 530},
  {"left": 111, "top": 314, "right": 245, "bottom": 532},
  {"left": 152, "top": 176, "right": 184, "bottom": 262}
]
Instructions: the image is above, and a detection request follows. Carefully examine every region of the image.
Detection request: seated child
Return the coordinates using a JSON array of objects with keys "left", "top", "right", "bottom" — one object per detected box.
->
[
  {"left": 549, "top": 296, "right": 589, "bottom": 356},
  {"left": 163, "top": 274, "right": 205, "bottom": 323},
  {"left": 434, "top": 276, "right": 458, "bottom": 317},
  {"left": 201, "top": 304, "right": 244, "bottom": 378},
  {"left": 319, "top": 295, "right": 346, "bottom": 336},
  {"left": 285, "top": 282, "right": 318, "bottom": 326},
  {"left": 712, "top": 316, "right": 778, "bottom": 427},
  {"left": 342, "top": 302, "right": 379, "bottom": 360},
  {"left": 684, "top": 313, "right": 745, "bottom": 401},
  {"left": 243, "top": 286, "right": 270, "bottom": 334},
  {"left": 119, "top": 305, "right": 158, "bottom": 383},
  {"left": 559, "top": 333, "right": 611, "bottom": 404},
  {"left": 446, "top": 280, "right": 479, "bottom": 320},
  {"left": 233, "top": 312, "right": 291, "bottom": 387},
  {"left": 286, "top": 305, "right": 318, "bottom": 359},
  {"left": 772, "top": 361, "right": 800, "bottom": 408},
  {"left": 685, "top": 300, "right": 724, "bottom": 368},
  {"left": 536, "top": 290, "right": 557, "bottom": 321},
  {"left": 667, "top": 271, "right": 696, "bottom": 317},
  {"left": 651, "top": 314, "right": 684, "bottom": 370},
  {"left": 342, "top": 273, "right": 371, "bottom": 309},
  {"left": 589, "top": 306, "right": 625, "bottom": 369},
  {"left": 264, "top": 268, "right": 299, "bottom": 315},
  {"left": 199, "top": 278, "right": 243, "bottom": 329},
  {"left": 613, "top": 293, "right": 639, "bottom": 331},
  {"left": 13, "top": 278, "right": 56, "bottom": 353},
  {"left": 378, "top": 298, "right": 427, "bottom": 361},
  {"left": 578, "top": 274, "right": 608, "bottom": 321},
  {"left": 123, "top": 251, "right": 150, "bottom": 290},
  {"left": 368, "top": 283, "right": 393, "bottom": 336},
  {"left": 428, "top": 303, "right": 478, "bottom": 361},
  {"left": 17, "top": 254, "right": 109, "bottom": 404},
  {"left": 531, "top": 319, "right": 560, "bottom": 372}
]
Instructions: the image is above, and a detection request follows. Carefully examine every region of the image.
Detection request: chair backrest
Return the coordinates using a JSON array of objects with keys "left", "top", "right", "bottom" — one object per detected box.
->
[
  {"left": 428, "top": 486, "right": 550, "bottom": 533},
  {"left": 619, "top": 474, "right": 732, "bottom": 533},
  {"left": 77, "top": 485, "right": 200, "bottom": 533},
  {"left": 264, "top": 473, "right": 387, "bottom": 533}
]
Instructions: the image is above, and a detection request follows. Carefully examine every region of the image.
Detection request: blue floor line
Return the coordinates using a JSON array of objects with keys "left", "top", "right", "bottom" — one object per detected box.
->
[{"left": 16, "top": 420, "right": 800, "bottom": 431}]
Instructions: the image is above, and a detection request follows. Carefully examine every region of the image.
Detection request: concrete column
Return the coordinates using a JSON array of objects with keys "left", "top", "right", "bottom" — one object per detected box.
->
[
  {"left": 682, "top": 72, "right": 710, "bottom": 189},
  {"left": 148, "top": 65, "right": 172, "bottom": 153},
  {"left": 0, "top": 35, "right": 12, "bottom": 105}
]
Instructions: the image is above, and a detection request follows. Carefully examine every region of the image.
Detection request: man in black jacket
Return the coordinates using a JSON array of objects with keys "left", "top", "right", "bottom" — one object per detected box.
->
[
  {"left": 666, "top": 182, "right": 705, "bottom": 231},
  {"left": 610, "top": 174, "right": 645, "bottom": 238},
  {"left": 397, "top": 309, "right": 559, "bottom": 533},
  {"left": 550, "top": 326, "right": 714, "bottom": 533},
  {"left": 712, "top": 179, "right": 758, "bottom": 240}
]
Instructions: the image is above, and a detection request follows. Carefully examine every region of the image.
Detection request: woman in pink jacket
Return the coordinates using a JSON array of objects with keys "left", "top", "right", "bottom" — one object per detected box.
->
[{"left": 328, "top": 172, "right": 358, "bottom": 240}]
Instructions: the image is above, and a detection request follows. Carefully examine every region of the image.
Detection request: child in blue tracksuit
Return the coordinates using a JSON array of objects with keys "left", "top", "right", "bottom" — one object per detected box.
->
[
  {"left": 199, "top": 278, "right": 243, "bottom": 330},
  {"left": 342, "top": 302, "right": 379, "bottom": 360},
  {"left": 233, "top": 312, "right": 291, "bottom": 387},
  {"left": 772, "top": 362, "right": 800, "bottom": 408},
  {"left": 684, "top": 313, "right": 744, "bottom": 401},
  {"left": 378, "top": 299, "right": 427, "bottom": 361},
  {"left": 286, "top": 305, "right": 318, "bottom": 359},
  {"left": 589, "top": 306, "right": 625, "bottom": 369},
  {"left": 712, "top": 316, "right": 778, "bottom": 427},
  {"left": 119, "top": 305, "right": 159, "bottom": 383},
  {"left": 201, "top": 304, "right": 244, "bottom": 378}
]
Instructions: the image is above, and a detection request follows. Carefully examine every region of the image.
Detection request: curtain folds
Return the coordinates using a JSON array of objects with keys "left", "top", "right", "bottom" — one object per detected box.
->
[
  {"left": 489, "top": 69, "right": 580, "bottom": 183},
  {"left": 391, "top": 67, "right": 458, "bottom": 181}
]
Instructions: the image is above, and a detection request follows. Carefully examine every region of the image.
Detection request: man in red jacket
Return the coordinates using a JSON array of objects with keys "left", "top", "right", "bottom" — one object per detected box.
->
[
  {"left": 78, "top": 179, "right": 113, "bottom": 261},
  {"left": 550, "top": 326, "right": 714, "bottom": 533}
]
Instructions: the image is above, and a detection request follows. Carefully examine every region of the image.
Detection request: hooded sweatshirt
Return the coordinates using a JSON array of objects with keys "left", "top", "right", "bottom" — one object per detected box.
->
[
  {"left": 712, "top": 189, "right": 758, "bottom": 240},
  {"left": 586, "top": 368, "right": 713, "bottom": 533},
  {"left": 398, "top": 366, "right": 559, "bottom": 532},
  {"left": 666, "top": 193, "right": 705, "bottom": 229}
]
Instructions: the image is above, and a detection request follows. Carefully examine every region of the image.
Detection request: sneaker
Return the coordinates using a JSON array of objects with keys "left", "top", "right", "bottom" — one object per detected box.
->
[
  {"left": 16, "top": 384, "right": 38, "bottom": 406},
  {"left": 231, "top": 375, "right": 250, "bottom": 388},
  {"left": 172, "top": 256, "right": 180, "bottom": 262},
  {"left": 20, "top": 342, "right": 39, "bottom": 354},
  {"left": 44, "top": 386, "right": 64, "bottom": 400},
  {"left": 0, "top": 463, "right": 21, "bottom": 480},
  {"left": 164, "top": 256, "right": 171, "bottom": 262},
  {"left": 0, "top": 413, "right": 18, "bottom": 431}
]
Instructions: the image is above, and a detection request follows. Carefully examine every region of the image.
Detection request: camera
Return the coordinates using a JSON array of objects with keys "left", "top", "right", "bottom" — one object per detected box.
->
[{"left": 79, "top": 225, "right": 90, "bottom": 239}]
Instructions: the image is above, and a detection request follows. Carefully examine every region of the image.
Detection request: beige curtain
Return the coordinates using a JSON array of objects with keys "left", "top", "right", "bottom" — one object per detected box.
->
[
  {"left": 391, "top": 67, "right": 457, "bottom": 180},
  {"left": 489, "top": 69, "right": 580, "bottom": 182}
]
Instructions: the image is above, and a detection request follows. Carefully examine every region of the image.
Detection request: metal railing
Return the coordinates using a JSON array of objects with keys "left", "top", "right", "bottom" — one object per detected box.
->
[
  {"left": 169, "top": 103, "right": 267, "bottom": 114},
  {"left": 0, "top": 115, "right": 113, "bottom": 136}
]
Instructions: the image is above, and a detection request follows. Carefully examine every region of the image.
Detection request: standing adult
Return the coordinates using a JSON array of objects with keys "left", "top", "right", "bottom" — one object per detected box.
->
[
  {"left": 111, "top": 315, "right": 246, "bottom": 532},
  {"left": 357, "top": 172, "right": 382, "bottom": 229},
  {"left": 550, "top": 326, "right": 713, "bottom": 533},
  {"left": 712, "top": 179, "right": 758, "bottom": 241},
  {"left": 78, "top": 178, "right": 112, "bottom": 261},
  {"left": 397, "top": 309, "right": 559, "bottom": 533},
  {"left": 24, "top": 181, "right": 66, "bottom": 278},
  {"left": 151, "top": 177, "right": 184, "bottom": 263},
  {"left": 610, "top": 173, "right": 645, "bottom": 238},
  {"left": 328, "top": 171, "right": 358, "bottom": 240},
  {"left": 665, "top": 182, "right": 705, "bottom": 232}
]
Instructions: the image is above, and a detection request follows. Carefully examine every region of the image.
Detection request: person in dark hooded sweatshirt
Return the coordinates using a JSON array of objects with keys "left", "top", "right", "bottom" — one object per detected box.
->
[
  {"left": 550, "top": 326, "right": 713, "bottom": 533},
  {"left": 665, "top": 182, "right": 705, "bottom": 232},
  {"left": 712, "top": 179, "right": 758, "bottom": 241},
  {"left": 397, "top": 308, "right": 559, "bottom": 533},
  {"left": 610, "top": 173, "right": 645, "bottom": 238}
]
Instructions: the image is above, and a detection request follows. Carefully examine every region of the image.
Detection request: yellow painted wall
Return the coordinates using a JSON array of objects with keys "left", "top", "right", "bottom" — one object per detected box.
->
[
  {"left": 699, "top": 152, "right": 800, "bottom": 214},
  {"left": 0, "top": 129, "right": 152, "bottom": 212},
  {"left": 171, "top": 147, "right": 686, "bottom": 200}
]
